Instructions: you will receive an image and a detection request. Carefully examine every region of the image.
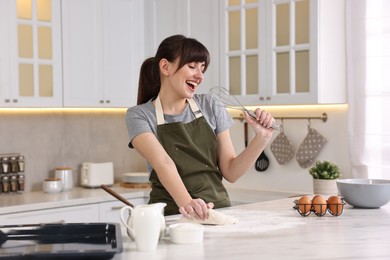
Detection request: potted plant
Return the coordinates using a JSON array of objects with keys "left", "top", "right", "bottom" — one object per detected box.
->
[{"left": 309, "top": 160, "right": 341, "bottom": 194}]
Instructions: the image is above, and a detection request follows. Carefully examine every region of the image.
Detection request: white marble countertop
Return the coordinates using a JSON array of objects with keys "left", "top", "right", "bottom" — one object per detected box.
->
[
  {"left": 0, "top": 185, "right": 299, "bottom": 215},
  {"left": 114, "top": 198, "right": 390, "bottom": 260}
]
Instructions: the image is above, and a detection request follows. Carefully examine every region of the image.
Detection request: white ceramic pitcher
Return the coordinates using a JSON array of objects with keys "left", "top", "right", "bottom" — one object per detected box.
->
[{"left": 120, "top": 203, "right": 166, "bottom": 251}]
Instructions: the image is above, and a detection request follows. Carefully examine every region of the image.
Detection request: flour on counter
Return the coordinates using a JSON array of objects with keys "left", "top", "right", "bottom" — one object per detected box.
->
[{"left": 202, "top": 209, "right": 306, "bottom": 234}]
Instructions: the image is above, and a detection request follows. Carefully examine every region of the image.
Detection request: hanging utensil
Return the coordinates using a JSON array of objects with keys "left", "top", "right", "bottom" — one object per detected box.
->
[
  {"left": 101, "top": 184, "right": 134, "bottom": 208},
  {"left": 255, "top": 150, "right": 270, "bottom": 172},
  {"left": 244, "top": 122, "right": 248, "bottom": 147},
  {"left": 209, "top": 87, "right": 282, "bottom": 131}
]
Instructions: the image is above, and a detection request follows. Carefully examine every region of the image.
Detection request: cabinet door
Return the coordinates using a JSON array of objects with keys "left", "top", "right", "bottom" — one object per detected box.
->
[
  {"left": 62, "top": 0, "right": 144, "bottom": 108},
  {"left": 0, "top": 0, "right": 62, "bottom": 107},
  {"left": 0, "top": 204, "right": 99, "bottom": 226},
  {"left": 219, "top": 0, "right": 345, "bottom": 105},
  {"left": 145, "top": 0, "right": 220, "bottom": 95},
  {"left": 99, "top": 197, "right": 147, "bottom": 223},
  {"left": 0, "top": 1, "right": 11, "bottom": 104}
]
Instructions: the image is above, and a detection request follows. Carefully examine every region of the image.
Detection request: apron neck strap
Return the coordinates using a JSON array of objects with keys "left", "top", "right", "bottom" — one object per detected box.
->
[{"left": 155, "top": 95, "right": 203, "bottom": 125}]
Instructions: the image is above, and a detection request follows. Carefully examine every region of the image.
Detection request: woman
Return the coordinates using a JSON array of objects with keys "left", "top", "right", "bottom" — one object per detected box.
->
[{"left": 126, "top": 35, "right": 275, "bottom": 219}]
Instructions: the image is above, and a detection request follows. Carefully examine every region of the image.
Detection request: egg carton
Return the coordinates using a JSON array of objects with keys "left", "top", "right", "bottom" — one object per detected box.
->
[{"left": 293, "top": 198, "right": 346, "bottom": 217}]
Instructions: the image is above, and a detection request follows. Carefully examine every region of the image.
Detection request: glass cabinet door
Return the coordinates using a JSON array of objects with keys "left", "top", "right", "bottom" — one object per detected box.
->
[
  {"left": 8, "top": 0, "right": 62, "bottom": 106},
  {"left": 220, "top": 0, "right": 313, "bottom": 105},
  {"left": 273, "top": 0, "right": 310, "bottom": 98},
  {"left": 224, "top": 0, "right": 265, "bottom": 101}
]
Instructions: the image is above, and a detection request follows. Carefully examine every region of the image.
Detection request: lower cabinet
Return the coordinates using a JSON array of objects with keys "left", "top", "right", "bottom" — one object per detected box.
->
[
  {"left": 0, "top": 204, "right": 100, "bottom": 225},
  {"left": 99, "top": 197, "right": 147, "bottom": 223},
  {"left": 0, "top": 197, "right": 148, "bottom": 225}
]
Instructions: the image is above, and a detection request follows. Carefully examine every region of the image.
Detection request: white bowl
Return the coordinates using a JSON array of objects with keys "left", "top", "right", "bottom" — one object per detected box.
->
[
  {"left": 169, "top": 223, "right": 204, "bottom": 244},
  {"left": 336, "top": 179, "right": 390, "bottom": 208},
  {"left": 42, "top": 178, "right": 62, "bottom": 193},
  {"left": 122, "top": 172, "right": 149, "bottom": 183}
]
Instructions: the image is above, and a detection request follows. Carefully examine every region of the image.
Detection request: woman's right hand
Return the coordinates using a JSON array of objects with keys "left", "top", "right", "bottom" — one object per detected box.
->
[{"left": 179, "top": 199, "right": 214, "bottom": 220}]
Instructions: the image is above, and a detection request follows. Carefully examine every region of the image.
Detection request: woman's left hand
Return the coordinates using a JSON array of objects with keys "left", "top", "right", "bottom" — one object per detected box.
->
[{"left": 243, "top": 108, "right": 275, "bottom": 138}]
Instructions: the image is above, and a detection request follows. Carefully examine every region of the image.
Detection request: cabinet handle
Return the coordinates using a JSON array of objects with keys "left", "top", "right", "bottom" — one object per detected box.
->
[
  {"left": 266, "top": 97, "right": 271, "bottom": 100},
  {"left": 5, "top": 99, "right": 10, "bottom": 103},
  {"left": 12, "top": 99, "right": 18, "bottom": 103},
  {"left": 259, "top": 97, "right": 264, "bottom": 101},
  {"left": 110, "top": 206, "right": 123, "bottom": 211},
  {"left": 99, "top": 100, "right": 104, "bottom": 104},
  {"left": 105, "top": 100, "right": 110, "bottom": 103}
]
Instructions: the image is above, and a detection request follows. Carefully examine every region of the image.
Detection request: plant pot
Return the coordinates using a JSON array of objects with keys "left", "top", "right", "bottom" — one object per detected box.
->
[{"left": 313, "top": 179, "right": 338, "bottom": 195}]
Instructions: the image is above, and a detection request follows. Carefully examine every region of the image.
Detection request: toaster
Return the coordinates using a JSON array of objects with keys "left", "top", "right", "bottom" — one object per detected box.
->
[{"left": 80, "top": 162, "right": 114, "bottom": 188}]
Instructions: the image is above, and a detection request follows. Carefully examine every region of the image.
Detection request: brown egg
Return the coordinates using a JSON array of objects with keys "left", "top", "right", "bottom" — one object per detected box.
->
[
  {"left": 327, "top": 195, "right": 343, "bottom": 216},
  {"left": 298, "top": 195, "right": 312, "bottom": 215},
  {"left": 312, "top": 195, "right": 327, "bottom": 216}
]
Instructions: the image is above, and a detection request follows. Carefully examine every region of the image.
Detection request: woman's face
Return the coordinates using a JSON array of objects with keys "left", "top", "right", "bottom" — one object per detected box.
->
[{"left": 167, "top": 59, "right": 206, "bottom": 99}]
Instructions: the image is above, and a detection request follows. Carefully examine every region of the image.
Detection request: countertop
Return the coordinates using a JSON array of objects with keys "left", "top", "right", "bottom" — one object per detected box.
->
[
  {"left": 114, "top": 198, "right": 390, "bottom": 260},
  {"left": 0, "top": 185, "right": 300, "bottom": 215}
]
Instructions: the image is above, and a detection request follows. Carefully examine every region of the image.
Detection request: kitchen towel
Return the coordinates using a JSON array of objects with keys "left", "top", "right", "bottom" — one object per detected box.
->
[
  {"left": 296, "top": 126, "right": 327, "bottom": 168},
  {"left": 270, "top": 132, "right": 295, "bottom": 165}
]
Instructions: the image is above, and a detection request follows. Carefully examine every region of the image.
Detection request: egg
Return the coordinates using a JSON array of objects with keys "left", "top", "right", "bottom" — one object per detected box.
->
[
  {"left": 312, "top": 195, "right": 327, "bottom": 216},
  {"left": 327, "top": 195, "right": 343, "bottom": 216},
  {"left": 298, "top": 195, "right": 312, "bottom": 215}
]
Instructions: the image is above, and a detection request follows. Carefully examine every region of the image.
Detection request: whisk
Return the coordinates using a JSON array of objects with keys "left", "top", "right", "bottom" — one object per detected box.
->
[{"left": 209, "top": 87, "right": 282, "bottom": 131}]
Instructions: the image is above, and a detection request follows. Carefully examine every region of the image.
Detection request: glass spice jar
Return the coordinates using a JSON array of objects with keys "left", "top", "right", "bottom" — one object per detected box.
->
[
  {"left": 10, "top": 175, "right": 18, "bottom": 192},
  {"left": 18, "top": 174, "right": 25, "bottom": 192},
  {"left": 1, "top": 157, "right": 10, "bottom": 174},
  {"left": 2, "top": 175, "right": 10, "bottom": 193},
  {"left": 18, "top": 155, "right": 25, "bottom": 172},
  {"left": 10, "top": 156, "right": 18, "bottom": 173}
]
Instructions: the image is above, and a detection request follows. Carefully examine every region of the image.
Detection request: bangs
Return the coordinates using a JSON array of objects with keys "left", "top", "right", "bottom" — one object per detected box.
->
[{"left": 178, "top": 38, "right": 210, "bottom": 72}]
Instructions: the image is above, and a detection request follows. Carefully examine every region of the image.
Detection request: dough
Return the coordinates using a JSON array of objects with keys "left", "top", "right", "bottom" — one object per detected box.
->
[{"left": 179, "top": 209, "right": 239, "bottom": 225}]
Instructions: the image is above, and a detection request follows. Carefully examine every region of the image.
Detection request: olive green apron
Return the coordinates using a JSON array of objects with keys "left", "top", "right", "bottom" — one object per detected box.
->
[{"left": 148, "top": 96, "right": 231, "bottom": 215}]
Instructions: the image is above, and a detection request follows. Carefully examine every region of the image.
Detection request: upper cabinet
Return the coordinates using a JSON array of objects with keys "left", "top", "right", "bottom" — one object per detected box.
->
[
  {"left": 62, "top": 0, "right": 144, "bottom": 107},
  {"left": 144, "top": 0, "right": 220, "bottom": 95},
  {"left": 219, "top": 0, "right": 346, "bottom": 105},
  {"left": 0, "top": 0, "right": 62, "bottom": 107}
]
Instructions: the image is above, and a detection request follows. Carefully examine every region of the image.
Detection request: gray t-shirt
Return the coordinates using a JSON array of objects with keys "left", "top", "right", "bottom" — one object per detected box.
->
[{"left": 126, "top": 93, "right": 234, "bottom": 150}]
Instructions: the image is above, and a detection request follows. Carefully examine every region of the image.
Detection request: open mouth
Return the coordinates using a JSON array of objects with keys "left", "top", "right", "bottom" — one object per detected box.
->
[{"left": 186, "top": 80, "right": 198, "bottom": 91}]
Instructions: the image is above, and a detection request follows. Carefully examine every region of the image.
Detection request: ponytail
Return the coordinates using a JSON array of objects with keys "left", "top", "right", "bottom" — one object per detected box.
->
[{"left": 137, "top": 57, "right": 160, "bottom": 105}]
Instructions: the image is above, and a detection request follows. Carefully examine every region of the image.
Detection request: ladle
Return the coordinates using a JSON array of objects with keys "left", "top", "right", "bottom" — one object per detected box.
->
[{"left": 101, "top": 184, "right": 134, "bottom": 208}]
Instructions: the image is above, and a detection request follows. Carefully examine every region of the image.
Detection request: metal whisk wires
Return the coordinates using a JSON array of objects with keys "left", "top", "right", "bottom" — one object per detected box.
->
[{"left": 209, "top": 87, "right": 281, "bottom": 131}]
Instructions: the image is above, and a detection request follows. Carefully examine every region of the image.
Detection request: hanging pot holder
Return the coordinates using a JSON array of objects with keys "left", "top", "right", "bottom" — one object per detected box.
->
[
  {"left": 296, "top": 126, "right": 327, "bottom": 168},
  {"left": 270, "top": 132, "right": 295, "bottom": 165}
]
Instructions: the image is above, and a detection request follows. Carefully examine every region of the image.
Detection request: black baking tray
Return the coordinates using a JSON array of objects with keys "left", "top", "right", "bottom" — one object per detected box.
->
[{"left": 0, "top": 222, "right": 123, "bottom": 259}]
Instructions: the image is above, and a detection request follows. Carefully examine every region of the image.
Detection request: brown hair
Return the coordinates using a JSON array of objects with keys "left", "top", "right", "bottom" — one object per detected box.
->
[{"left": 137, "top": 35, "right": 210, "bottom": 105}]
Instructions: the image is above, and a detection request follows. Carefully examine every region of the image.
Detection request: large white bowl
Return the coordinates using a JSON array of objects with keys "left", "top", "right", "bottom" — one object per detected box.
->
[{"left": 336, "top": 179, "right": 390, "bottom": 208}]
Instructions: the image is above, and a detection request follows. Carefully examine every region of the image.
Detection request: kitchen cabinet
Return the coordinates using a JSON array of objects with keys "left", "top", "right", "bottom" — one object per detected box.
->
[
  {"left": 144, "top": 0, "right": 220, "bottom": 94},
  {"left": 0, "top": 197, "right": 148, "bottom": 225},
  {"left": 99, "top": 197, "right": 147, "bottom": 223},
  {"left": 0, "top": 204, "right": 99, "bottom": 225},
  {"left": 219, "top": 0, "right": 346, "bottom": 105},
  {"left": 0, "top": 0, "right": 63, "bottom": 107},
  {"left": 62, "top": 0, "right": 145, "bottom": 107}
]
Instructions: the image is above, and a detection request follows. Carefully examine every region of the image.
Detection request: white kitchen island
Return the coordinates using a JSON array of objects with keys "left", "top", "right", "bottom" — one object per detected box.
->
[{"left": 114, "top": 198, "right": 390, "bottom": 260}]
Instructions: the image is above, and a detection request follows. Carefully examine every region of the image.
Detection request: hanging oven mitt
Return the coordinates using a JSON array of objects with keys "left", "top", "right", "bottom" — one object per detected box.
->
[
  {"left": 296, "top": 126, "right": 327, "bottom": 168},
  {"left": 270, "top": 132, "right": 295, "bottom": 165}
]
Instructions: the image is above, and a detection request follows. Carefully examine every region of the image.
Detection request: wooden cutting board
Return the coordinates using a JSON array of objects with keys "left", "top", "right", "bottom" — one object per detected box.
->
[{"left": 120, "top": 182, "right": 151, "bottom": 189}]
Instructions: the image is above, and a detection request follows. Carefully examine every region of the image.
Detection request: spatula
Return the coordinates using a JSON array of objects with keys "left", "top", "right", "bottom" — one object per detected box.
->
[{"left": 255, "top": 150, "right": 269, "bottom": 171}]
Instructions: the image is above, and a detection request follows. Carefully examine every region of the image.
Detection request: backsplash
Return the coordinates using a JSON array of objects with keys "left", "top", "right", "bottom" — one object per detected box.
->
[
  {"left": 0, "top": 105, "right": 349, "bottom": 194},
  {"left": 0, "top": 109, "right": 146, "bottom": 192},
  {"left": 224, "top": 104, "right": 350, "bottom": 194}
]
